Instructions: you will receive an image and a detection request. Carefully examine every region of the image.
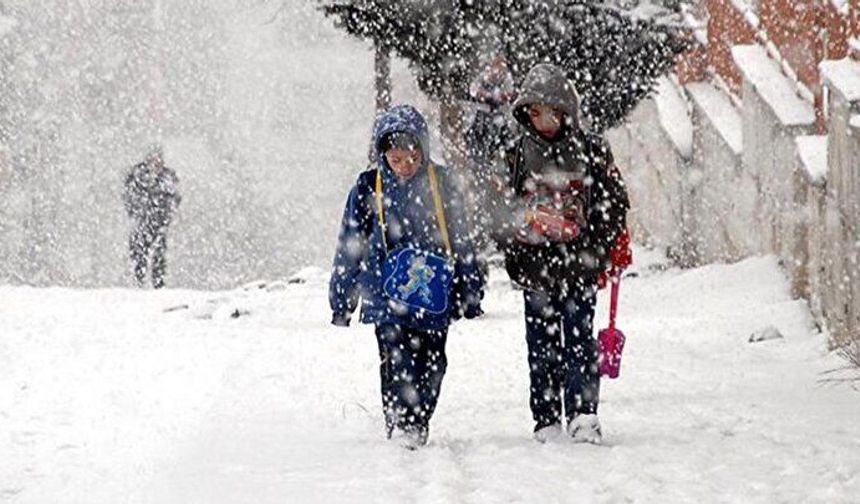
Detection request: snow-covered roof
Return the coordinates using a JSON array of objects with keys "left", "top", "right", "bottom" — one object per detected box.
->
[
  {"left": 795, "top": 135, "right": 828, "bottom": 183},
  {"left": 819, "top": 58, "right": 860, "bottom": 103},
  {"left": 653, "top": 77, "right": 693, "bottom": 159},
  {"left": 685, "top": 81, "right": 743, "bottom": 155},
  {"left": 0, "top": 15, "right": 16, "bottom": 36},
  {"left": 732, "top": 45, "right": 816, "bottom": 127}
]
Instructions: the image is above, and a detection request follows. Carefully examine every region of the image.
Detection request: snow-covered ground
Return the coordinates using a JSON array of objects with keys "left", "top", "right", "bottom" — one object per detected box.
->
[{"left": 3, "top": 249, "right": 859, "bottom": 503}]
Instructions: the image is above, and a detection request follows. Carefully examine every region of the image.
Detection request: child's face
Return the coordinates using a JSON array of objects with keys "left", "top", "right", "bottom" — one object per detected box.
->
[
  {"left": 528, "top": 104, "right": 565, "bottom": 139},
  {"left": 488, "top": 56, "right": 508, "bottom": 80},
  {"left": 385, "top": 147, "right": 423, "bottom": 180}
]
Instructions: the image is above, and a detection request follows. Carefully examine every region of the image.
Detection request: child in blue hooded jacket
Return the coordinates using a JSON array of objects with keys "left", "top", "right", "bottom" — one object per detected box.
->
[{"left": 329, "top": 105, "right": 484, "bottom": 449}]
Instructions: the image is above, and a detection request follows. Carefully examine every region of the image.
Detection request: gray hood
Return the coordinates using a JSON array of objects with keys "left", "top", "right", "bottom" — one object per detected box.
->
[{"left": 513, "top": 63, "right": 582, "bottom": 136}]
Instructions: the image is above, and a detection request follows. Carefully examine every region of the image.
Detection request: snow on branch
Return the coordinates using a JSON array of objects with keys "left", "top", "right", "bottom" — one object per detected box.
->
[{"left": 320, "top": 0, "right": 690, "bottom": 132}]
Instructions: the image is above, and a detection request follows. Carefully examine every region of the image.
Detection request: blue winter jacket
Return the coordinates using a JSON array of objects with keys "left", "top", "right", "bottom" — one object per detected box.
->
[{"left": 329, "top": 105, "right": 484, "bottom": 330}]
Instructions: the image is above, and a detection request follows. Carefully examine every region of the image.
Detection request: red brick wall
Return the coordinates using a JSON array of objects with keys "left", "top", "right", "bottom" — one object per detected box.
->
[
  {"left": 687, "top": 0, "right": 855, "bottom": 126},
  {"left": 852, "top": 0, "right": 860, "bottom": 32},
  {"left": 760, "top": 0, "right": 821, "bottom": 92},
  {"left": 823, "top": 2, "right": 851, "bottom": 59},
  {"left": 852, "top": 0, "right": 860, "bottom": 58},
  {"left": 676, "top": 44, "right": 708, "bottom": 85},
  {"left": 705, "top": 0, "right": 756, "bottom": 95}
]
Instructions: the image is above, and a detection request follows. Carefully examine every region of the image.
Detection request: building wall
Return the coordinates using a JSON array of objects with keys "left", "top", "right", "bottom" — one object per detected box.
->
[
  {"left": 701, "top": 0, "right": 857, "bottom": 127},
  {"left": 823, "top": 77, "right": 860, "bottom": 343},
  {"left": 686, "top": 88, "right": 753, "bottom": 262},
  {"left": 607, "top": 100, "right": 689, "bottom": 256},
  {"left": 705, "top": 0, "right": 757, "bottom": 94},
  {"left": 615, "top": 59, "right": 858, "bottom": 347}
]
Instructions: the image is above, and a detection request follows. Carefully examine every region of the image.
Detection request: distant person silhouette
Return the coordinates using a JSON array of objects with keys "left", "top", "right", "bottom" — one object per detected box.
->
[{"left": 123, "top": 145, "right": 181, "bottom": 289}]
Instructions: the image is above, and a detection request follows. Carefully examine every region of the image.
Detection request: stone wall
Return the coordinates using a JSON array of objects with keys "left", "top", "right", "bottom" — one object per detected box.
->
[{"left": 611, "top": 53, "right": 859, "bottom": 344}]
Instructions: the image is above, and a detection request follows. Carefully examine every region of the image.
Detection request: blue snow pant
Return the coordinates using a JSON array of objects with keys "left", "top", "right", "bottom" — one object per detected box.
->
[
  {"left": 130, "top": 220, "right": 169, "bottom": 289},
  {"left": 375, "top": 324, "right": 448, "bottom": 436},
  {"left": 523, "top": 285, "right": 600, "bottom": 430}
]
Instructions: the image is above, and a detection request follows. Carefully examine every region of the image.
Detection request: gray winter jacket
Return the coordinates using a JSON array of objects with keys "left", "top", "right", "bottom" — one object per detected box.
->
[
  {"left": 498, "top": 64, "right": 629, "bottom": 295},
  {"left": 123, "top": 163, "right": 181, "bottom": 226}
]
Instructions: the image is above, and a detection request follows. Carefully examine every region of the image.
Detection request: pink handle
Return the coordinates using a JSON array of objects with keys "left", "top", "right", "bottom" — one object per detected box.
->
[{"left": 609, "top": 276, "right": 620, "bottom": 331}]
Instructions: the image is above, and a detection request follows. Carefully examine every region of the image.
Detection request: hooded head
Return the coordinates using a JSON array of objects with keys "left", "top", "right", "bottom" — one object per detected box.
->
[
  {"left": 372, "top": 105, "right": 431, "bottom": 179},
  {"left": 513, "top": 64, "right": 582, "bottom": 141}
]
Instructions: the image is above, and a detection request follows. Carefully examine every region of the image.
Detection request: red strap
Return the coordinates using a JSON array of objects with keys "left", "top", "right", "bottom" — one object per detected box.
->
[
  {"left": 611, "top": 229, "right": 633, "bottom": 271},
  {"left": 609, "top": 277, "right": 620, "bottom": 331}
]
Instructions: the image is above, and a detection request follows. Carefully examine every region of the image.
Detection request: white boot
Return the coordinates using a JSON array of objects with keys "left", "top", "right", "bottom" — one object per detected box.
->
[
  {"left": 567, "top": 414, "right": 602, "bottom": 444},
  {"left": 533, "top": 423, "right": 563, "bottom": 444}
]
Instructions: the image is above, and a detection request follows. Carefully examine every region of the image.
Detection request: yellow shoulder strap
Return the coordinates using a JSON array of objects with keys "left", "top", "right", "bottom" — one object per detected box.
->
[
  {"left": 374, "top": 165, "right": 452, "bottom": 257},
  {"left": 375, "top": 169, "right": 387, "bottom": 251},
  {"left": 428, "top": 165, "right": 453, "bottom": 258}
]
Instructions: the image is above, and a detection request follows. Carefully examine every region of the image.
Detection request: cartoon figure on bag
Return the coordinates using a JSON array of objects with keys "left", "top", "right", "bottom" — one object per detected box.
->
[{"left": 398, "top": 256, "right": 436, "bottom": 303}]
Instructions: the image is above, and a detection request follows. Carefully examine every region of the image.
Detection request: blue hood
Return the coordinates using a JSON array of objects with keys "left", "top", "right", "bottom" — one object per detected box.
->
[{"left": 372, "top": 105, "right": 432, "bottom": 174}]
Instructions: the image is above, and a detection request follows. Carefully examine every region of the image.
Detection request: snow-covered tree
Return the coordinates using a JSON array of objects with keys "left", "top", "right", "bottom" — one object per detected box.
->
[
  {"left": 321, "top": 0, "right": 689, "bottom": 136},
  {"left": 494, "top": 1, "right": 690, "bottom": 132},
  {"left": 321, "top": 0, "right": 483, "bottom": 168}
]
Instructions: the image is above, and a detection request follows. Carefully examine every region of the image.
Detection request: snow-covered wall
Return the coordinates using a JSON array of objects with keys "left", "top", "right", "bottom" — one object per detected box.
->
[
  {"left": 732, "top": 44, "right": 821, "bottom": 303},
  {"left": 793, "top": 135, "right": 828, "bottom": 321},
  {"left": 607, "top": 77, "right": 695, "bottom": 264},
  {"left": 613, "top": 51, "right": 860, "bottom": 345},
  {"left": 685, "top": 81, "right": 753, "bottom": 262},
  {"left": 821, "top": 58, "right": 860, "bottom": 342}
]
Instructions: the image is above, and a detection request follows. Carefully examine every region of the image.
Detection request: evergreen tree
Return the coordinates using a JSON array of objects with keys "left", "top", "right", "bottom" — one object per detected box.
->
[
  {"left": 495, "top": 0, "right": 690, "bottom": 132},
  {"left": 321, "top": 0, "right": 483, "bottom": 168},
  {"left": 320, "top": 0, "right": 690, "bottom": 133},
  {"left": 321, "top": 1, "right": 479, "bottom": 100}
]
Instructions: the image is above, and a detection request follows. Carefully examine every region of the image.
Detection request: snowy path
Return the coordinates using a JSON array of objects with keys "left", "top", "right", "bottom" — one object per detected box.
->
[{"left": 3, "top": 250, "right": 859, "bottom": 503}]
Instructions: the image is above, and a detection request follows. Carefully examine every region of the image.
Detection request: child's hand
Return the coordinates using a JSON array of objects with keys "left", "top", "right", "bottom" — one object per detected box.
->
[
  {"left": 528, "top": 206, "right": 580, "bottom": 242},
  {"left": 597, "top": 270, "right": 618, "bottom": 290},
  {"left": 523, "top": 208, "right": 536, "bottom": 224}
]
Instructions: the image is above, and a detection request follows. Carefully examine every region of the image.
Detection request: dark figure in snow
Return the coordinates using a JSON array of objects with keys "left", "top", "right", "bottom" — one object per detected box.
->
[
  {"left": 329, "top": 105, "right": 484, "bottom": 450},
  {"left": 494, "top": 64, "right": 630, "bottom": 444},
  {"left": 464, "top": 54, "right": 516, "bottom": 252},
  {"left": 466, "top": 53, "right": 515, "bottom": 172},
  {"left": 123, "top": 145, "right": 181, "bottom": 289}
]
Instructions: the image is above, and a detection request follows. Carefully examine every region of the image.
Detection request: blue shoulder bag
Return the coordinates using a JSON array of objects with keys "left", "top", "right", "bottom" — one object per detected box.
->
[{"left": 376, "top": 165, "right": 455, "bottom": 318}]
